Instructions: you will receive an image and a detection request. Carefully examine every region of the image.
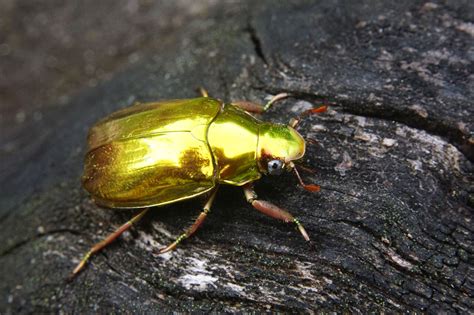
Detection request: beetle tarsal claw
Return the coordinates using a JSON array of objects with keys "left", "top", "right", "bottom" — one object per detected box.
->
[
  {"left": 72, "top": 252, "right": 91, "bottom": 275},
  {"left": 294, "top": 218, "right": 310, "bottom": 241},
  {"left": 293, "top": 165, "right": 320, "bottom": 192},
  {"left": 289, "top": 104, "right": 328, "bottom": 128},
  {"left": 303, "top": 184, "right": 321, "bottom": 192},
  {"left": 159, "top": 234, "right": 186, "bottom": 254}
]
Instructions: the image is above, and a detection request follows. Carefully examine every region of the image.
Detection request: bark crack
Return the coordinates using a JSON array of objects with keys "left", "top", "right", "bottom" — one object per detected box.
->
[
  {"left": 253, "top": 87, "right": 473, "bottom": 162},
  {"left": 245, "top": 22, "right": 268, "bottom": 66}
]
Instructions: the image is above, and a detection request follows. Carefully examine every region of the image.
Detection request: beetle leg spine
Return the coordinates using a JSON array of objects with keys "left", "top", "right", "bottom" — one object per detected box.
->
[{"left": 176, "top": 234, "right": 186, "bottom": 243}]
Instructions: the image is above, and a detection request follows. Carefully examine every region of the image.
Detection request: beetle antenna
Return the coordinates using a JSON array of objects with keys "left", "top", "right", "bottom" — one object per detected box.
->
[
  {"left": 263, "top": 93, "right": 289, "bottom": 111},
  {"left": 295, "top": 163, "right": 317, "bottom": 174},
  {"left": 290, "top": 162, "right": 320, "bottom": 192},
  {"left": 290, "top": 105, "right": 328, "bottom": 129}
]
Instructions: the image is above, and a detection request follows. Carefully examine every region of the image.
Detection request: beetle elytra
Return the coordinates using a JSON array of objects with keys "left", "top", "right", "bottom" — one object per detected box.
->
[{"left": 72, "top": 89, "right": 326, "bottom": 275}]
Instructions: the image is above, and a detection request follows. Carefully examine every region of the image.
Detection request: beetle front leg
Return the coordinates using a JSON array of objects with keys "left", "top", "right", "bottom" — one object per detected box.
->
[
  {"left": 159, "top": 188, "right": 218, "bottom": 253},
  {"left": 232, "top": 93, "right": 289, "bottom": 113},
  {"left": 243, "top": 183, "right": 310, "bottom": 241},
  {"left": 71, "top": 207, "right": 150, "bottom": 276}
]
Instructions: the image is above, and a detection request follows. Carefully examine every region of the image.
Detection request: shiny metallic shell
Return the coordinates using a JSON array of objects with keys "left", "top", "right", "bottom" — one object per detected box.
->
[{"left": 82, "top": 98, "right": 221, "bottom": 208}]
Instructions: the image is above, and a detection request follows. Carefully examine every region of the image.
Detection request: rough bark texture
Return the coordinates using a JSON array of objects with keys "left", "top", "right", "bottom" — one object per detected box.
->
[{"left": 1, "top": 1, "right": 473, "bottom": 313}]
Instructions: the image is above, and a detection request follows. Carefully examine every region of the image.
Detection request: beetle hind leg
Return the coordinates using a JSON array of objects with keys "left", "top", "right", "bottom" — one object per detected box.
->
[
  {"left": 243, "top": 183, "right": 310, "bottom": 241},
  {"left": 159, "top": 188, "right": 218, "bottom": 253},
  {"left": 71, "top": 208, "right": 149, "bottom": 277}
]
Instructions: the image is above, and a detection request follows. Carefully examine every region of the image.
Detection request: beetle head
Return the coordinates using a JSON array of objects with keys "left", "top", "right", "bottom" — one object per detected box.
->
[
  {"left": 257, "top": 123, "right": 305, "bottom": 172},
  {"left": 257, "top": 122, "right": 320, "bottom": 192}
]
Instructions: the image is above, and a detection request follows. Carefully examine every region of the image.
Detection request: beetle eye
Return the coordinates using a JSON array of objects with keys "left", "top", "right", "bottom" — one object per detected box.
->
[{"left": 267, "top": 159, "right": 284, "bottom": 175}]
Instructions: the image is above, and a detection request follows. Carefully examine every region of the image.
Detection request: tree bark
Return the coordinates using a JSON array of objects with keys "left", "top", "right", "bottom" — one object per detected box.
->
[{"left": 1, "top": 1, "right": 472, "bottom": 313}]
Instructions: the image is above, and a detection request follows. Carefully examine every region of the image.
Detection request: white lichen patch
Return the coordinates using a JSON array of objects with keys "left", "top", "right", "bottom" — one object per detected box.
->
[
  {"left": 293, "top": 261, "right": 329, "bottom": 292},
  {"left": 42, "top": 250, "right": 67, "bottom": 260},
  {"left": 134, "top": 230, "right": 175, "bottom": 261},
  {"left": 456, "top": 21, "right": 474, "bottom": 36},
  {"left": 400, "top": 46, "right": 469, "bottom": 88},
  {"left": 224, "top": 282, "right": 245, "bottom": 294},
  {"left": 135, "top": 231, "right": 163, "bottom": 252},
  {"left": 179, "top": 274, "right": 218, "bottom": 290},
  {"left": 395, "top": 126, "right": 407, "bottom": 137},
  {"left": 409, "top": 104, "right": 428, "bottom": 118},
  {"left": 346, "top": 115, "right": 370, "bottom": 128},
  {"left": 401, "top": 61, "right": 445, "bottom": 86},
  {"left": 46, "top": 234, "right": 66, "bottom": 243},
  {"left": 382, "top": 138, "right": 397, "bottom": 147},
  {"left": 334, "top": 151, "right": 353, "bottom": 176},
  {"left": 420, "top": 2, "right": 439, "bottom": 12},
  {"left": 178, "top": 256, "right": 217, "bottom": 290},
  {"left": 256, "top": 286, "right": 285, "bottom": 305},
  {"left": 15, "top": 111, "right": 26, "bottom": 124},
  {"left": 374, "top": 49, "right": 395, "bottom": 71},
  {"left": 151, "top": 221, "right": 174, "bottom": 238},
  {"left": 386, "top": 247, "right": 414, "bottom": 270},
  {"left": 311, "top": 124, "right": 328, "bottom": 132},
  {"left": 407, "top": 159, "right": 423, "bottom": 173},
  {"left": 294, "top": 261, "right": 316, "bottom": 281},
  {"left": 290, "top": 100, "right": 313, "bottom": 113},
  {"left": 374, "top": 242, "right": 415, "bottom": 271},
  {"left": 353, "top": 129, "right": 379, "bottom": 143},
  {"left": 423, "top": 49, "right": 469, "bottom": 65},
  {"left": 397, "top": 125, "right": 463, "bottom": 172}
]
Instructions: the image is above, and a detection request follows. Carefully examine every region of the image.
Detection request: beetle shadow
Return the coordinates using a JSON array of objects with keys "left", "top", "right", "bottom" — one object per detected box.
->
[
  {"left": 128, "top": 186, "right": 249, "bottom": 243},
  {"left": 119, "top": 179, "right": 324, "bottom": 254}
]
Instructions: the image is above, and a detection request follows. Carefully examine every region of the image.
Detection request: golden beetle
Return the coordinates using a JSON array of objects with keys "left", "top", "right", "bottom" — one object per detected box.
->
[{"left": 73, "top": 89, "right": 326, "bottom": 275}]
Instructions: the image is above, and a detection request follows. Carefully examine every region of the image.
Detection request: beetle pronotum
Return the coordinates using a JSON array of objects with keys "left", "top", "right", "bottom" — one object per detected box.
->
[{"left": 72, "top": 89, "right": 326, "bottom": 275}]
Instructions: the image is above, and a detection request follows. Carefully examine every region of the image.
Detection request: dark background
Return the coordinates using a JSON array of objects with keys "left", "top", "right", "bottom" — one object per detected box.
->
[{"left": 0, "top": 0, "right": 473, "bottom": 313}]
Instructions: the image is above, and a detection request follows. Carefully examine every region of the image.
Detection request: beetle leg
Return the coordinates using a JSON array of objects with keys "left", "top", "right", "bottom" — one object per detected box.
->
[
  {"left": 243, "top": 184, "right": 310, "bottom": 241},
  {"left": 232, "top": 93, "right": 289, "bottom": 113},
  {"left": 159, "top": 188, "right": 218, "bottom": 253},
  {"left": 289, "top": 105, "right": 328, "bottom": 128},
  {"left": 71, "top": 208, "right": 149, "bottom": 276},
  {"left": 199, "top": 87, "right": 209, "bottom": 97}
]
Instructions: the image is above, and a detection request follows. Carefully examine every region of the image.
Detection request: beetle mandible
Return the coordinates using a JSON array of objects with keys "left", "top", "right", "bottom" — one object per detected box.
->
[{"left": 72, "top": 88, "right": 326, "bottom": 275}]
